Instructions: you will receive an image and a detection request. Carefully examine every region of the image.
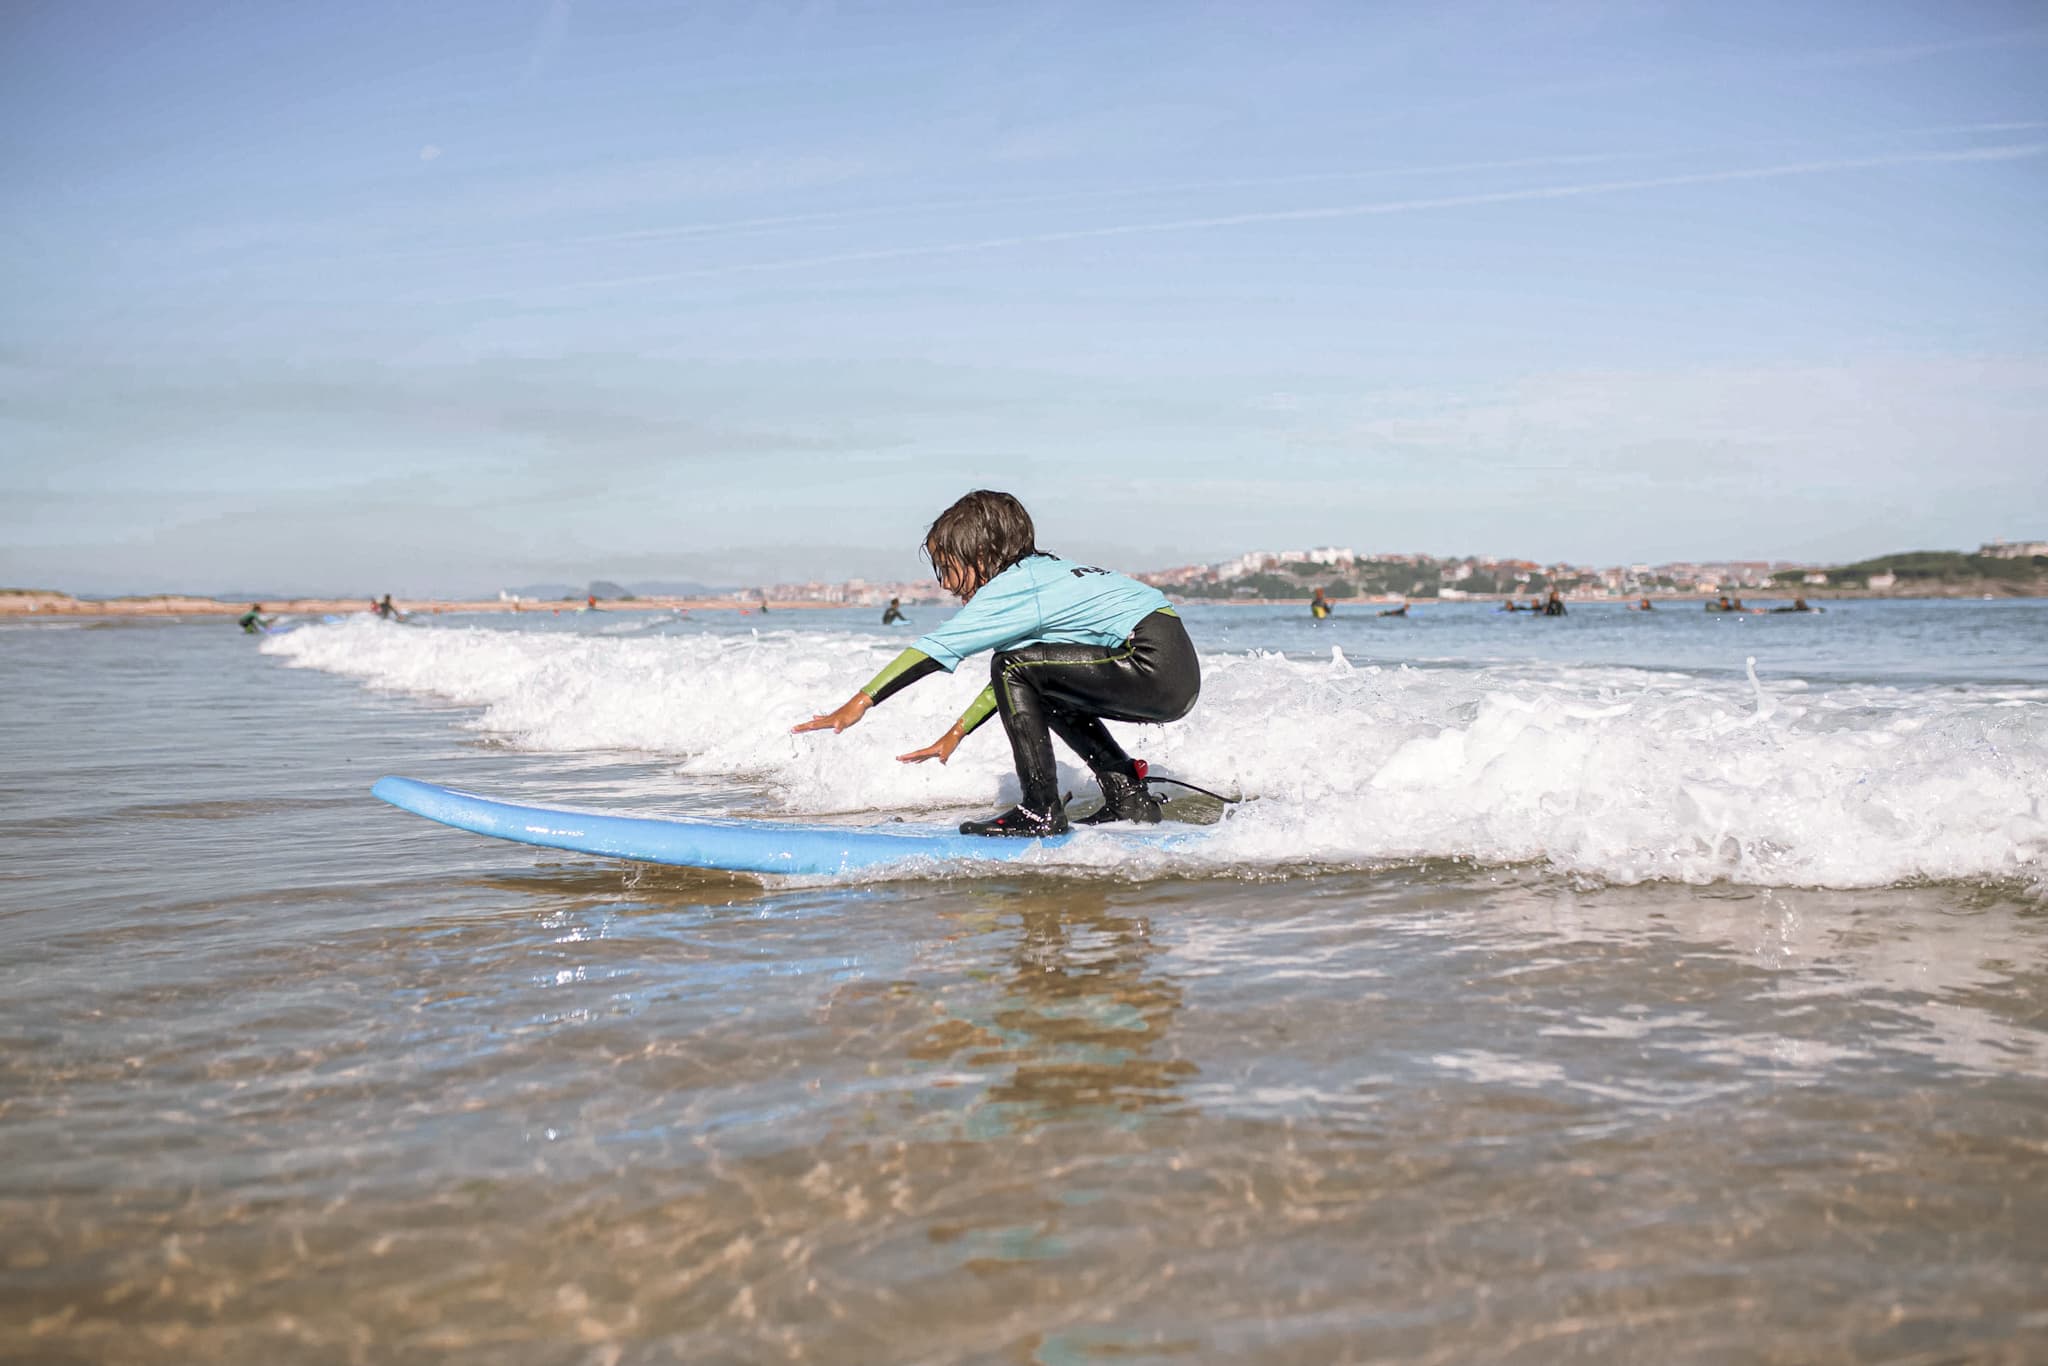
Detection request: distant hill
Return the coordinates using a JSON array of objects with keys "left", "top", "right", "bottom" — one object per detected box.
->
[
  {"left": 505, "top": 578, "right": 727, "bottom": 601},
  {"left": 1774, "top": 550, "right": 2048, "bottom": 591}
]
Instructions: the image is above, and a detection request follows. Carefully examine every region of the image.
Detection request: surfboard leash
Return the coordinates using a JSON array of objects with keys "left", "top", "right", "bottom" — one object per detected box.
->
[
  {"left": 1061, "top": 761, "right": 1246, "bottom": 813},
  {"left": 1128, "top": 757, "right": 1243, "bottom": 805},
  {"left": 1144, "top": 775, "right": 1244, "bottom": 804}
]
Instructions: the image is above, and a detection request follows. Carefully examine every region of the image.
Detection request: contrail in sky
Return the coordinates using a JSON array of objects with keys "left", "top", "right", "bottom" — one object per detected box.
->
[
  {"left": 562, "top": 153, "right": 1640, "bottom": 249},
  {"left": 530, "top": 143, "right": 2045, "bottom": 294},
  {"left": 369, "top": 151, "right": 1642, "bottom": 269},
  {"left": 426, "top": 129, "right": 2045, "bottom": 265}
]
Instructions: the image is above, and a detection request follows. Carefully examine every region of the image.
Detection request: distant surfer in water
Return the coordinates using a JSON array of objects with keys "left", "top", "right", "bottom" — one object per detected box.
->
[
  {"left": 882, "top": 597, "right": 908, "bottom": 625},
  {"left": 1378, "top": 601, "right": 1408, "bottom": 618},
  {"left": 1310, "top": 588, "right": 1332, "bottom": 620},
  {"left": 794, "top": 489, "right": 1200, "bottom": 837},
  {"left": 1542, "top": 589, "right": 1567, "bottom": 616},
  {"left": 238, "top": 604, "right": 270, "bottom": 634},
  {"left": 375, "top": 594, "right": 399, "bottom": 620}
]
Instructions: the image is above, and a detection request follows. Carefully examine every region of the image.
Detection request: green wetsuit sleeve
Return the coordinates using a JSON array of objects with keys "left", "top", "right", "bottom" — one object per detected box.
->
[
  {"left": 954, "top": 685, "right": 999, "bottom": 738},
  {"left": 863, "top": 648, "right": 945, "bottom": 705}
]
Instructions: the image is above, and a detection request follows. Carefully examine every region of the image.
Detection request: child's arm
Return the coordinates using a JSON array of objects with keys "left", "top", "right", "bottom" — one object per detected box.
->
[
  {"left": 793, "top": 692, "right": 871, "bottom": 734},
  {"left": 795, "top": 578, "right": 1035, "bottom": 742},
  {"left": 791, "top": 646, "right": 944, "bottom": 735},
  {"left": 896, "top": 685, "right": 999, "bottom": 764}
]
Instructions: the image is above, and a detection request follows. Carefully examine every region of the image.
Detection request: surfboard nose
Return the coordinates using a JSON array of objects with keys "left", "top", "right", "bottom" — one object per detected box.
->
[{"left": 372, "top": 775, "right": 434, "bottom": 807}]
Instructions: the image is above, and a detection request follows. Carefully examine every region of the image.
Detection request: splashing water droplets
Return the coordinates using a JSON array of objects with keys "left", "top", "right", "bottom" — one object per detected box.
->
[{"left": 266, "top": 617, "right": 2048, "bottom": 890}]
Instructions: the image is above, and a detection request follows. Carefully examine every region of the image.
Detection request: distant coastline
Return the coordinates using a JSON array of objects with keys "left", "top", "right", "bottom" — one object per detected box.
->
[
  {"left": 0, "top": 592, "right": 836, "bottom": 618},
  {"left": 7, "top": 545, "right": 2043, "bottom": 617},
  {"left": 3, "top": 584, "right": 2040, "bottom": 618}
]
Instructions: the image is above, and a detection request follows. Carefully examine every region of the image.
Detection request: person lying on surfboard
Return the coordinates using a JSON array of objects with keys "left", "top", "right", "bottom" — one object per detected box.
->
[{"left": 794, "top": 489, "right": 1201, "bottom": 837}]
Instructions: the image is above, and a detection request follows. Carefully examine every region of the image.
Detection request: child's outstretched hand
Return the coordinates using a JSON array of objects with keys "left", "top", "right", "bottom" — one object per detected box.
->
[
  {"left": 793, "top": 693, "right": 872, "bottom": 735},
  {"left": 897, "top": 725, "right": 965, "bottom": 765}
]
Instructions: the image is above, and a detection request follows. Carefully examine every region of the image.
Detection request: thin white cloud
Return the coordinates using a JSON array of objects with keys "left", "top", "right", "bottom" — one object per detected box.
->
[
  {"left": 522, "top": 0, "right": 574, "bottom": 85},
  {"left": 1898, "top": 120, "right": 2048, "bottom": 136},
  {"left": 1333, "top": 355, "right": 2048, "bottom": 481},
  {"left": 544, "top": 128, "right": 2048, "bottom": 256},
  {"left": 343, "top": 150, "right": 1646, "bottom": 272},
  {"left": 1789, "top": 24, "right": 2048, "bottom": 71},
  {"left": 174, "top": 126, "right": 2048, "bottom": 283},
  {"left": 1324, "top": 26, "right": 2048, "bottom": 142},
  {"left": 533, "top": 142, "right": 2047, "bottom": 293}
]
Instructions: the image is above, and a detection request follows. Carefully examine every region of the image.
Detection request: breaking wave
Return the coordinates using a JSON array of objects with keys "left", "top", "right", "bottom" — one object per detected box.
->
[{"left": 265, "top": 617, "right": 2048, "bottom": 891}]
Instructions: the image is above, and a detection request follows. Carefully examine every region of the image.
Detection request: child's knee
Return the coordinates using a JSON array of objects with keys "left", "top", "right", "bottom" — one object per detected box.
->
[{"left": 1160, "top": 675, "right": 1200, "bottom": 722}]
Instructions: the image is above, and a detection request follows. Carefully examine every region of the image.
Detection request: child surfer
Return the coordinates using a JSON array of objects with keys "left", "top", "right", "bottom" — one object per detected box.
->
[{"left": 793, "top": 490, "right": 1200, "bottom": 837}]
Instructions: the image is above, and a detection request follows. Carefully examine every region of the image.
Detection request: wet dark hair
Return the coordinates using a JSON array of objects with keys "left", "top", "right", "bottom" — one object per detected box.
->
[{"left": 922, "top": 490, "right": 1040, "bottom": 591}]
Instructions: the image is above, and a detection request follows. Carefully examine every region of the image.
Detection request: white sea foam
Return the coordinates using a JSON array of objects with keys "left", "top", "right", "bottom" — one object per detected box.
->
[{"left": 265, "top": 619, "right": 2048, "bottom": 890}]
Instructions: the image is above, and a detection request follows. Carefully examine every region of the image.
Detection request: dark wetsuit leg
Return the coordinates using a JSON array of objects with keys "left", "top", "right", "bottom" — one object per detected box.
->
[
  {"left": 989, "top": 610, "right": 1201, "bottom": 813},
  {"left": 1045, "top": 713, "right": 1126, "bottom": 775}
]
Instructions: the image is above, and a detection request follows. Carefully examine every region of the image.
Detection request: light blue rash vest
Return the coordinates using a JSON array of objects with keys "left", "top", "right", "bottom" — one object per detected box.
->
[{"left": 912, "top": 554, "right": 1173, "bottom": 672}]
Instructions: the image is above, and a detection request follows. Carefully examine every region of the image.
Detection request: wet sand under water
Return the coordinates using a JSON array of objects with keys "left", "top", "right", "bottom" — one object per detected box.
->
[
  {"left": 1, "top": 616, "right": 2044, "bottom": 1363},
  {"left": 7, "top": 865, "right": 2045, "bottom": 1364}
]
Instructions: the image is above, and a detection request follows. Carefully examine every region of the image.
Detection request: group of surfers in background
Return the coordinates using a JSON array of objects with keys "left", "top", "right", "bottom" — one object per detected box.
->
[
  {"left": 1310, "top": 588, "right": 1413, "bottom": 619},
  {"left": 240, "top": 594, "right": 403, "bottom": 633}
]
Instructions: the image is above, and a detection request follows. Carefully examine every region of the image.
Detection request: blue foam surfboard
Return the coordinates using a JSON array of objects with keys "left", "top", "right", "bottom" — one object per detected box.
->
[{"left": 372, "top": 776, "right": 1185, "bottom": 875}]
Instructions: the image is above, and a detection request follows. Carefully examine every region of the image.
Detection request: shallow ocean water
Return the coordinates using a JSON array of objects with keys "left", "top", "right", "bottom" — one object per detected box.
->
[{"left": 2, "top": 601, "right": 2044, "bottom": 1363}]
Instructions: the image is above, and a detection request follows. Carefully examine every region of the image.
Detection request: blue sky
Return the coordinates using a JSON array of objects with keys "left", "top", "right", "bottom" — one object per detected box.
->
[{"left": 3, "top": 0, "right": 2044, "bottom": 595}]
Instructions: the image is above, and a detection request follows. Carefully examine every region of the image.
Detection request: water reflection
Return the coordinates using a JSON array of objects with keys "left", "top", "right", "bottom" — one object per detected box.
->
[
  {"left": 1458, "top": 879, "right": 2048, "bottom": 1082},
  {"left": 910, "top": 886, "right": 1196, "bottom": 1133}
]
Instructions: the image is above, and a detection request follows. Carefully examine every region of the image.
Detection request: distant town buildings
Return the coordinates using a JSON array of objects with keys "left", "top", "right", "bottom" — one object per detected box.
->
[
  {"left": 1981, "top": 539, "right": 2048, "bottom": 558},
  {"left": 738, "top": 577, "right": 952, "bottom": 607},
  {"left": 1132, "top": 548, "right": 1803, "bottom": 600},
  {"left": 712, "top": 538, "right": 2038, "bottom": 607}
]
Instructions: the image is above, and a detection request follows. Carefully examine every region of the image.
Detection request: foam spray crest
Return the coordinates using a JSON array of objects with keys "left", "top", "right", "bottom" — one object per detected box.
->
[{"left": 267, "top": 619, "right": 2048, "bottom": 890}]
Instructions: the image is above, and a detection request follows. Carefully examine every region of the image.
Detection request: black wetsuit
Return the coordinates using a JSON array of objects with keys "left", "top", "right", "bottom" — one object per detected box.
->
[
  {"left": 988, "top": 609, "right": 1201, "bottom": 817},
  {"left": 882, "top": 604, "right": 906, "bottom": 625},
  {"left": 855, "top": 555, "right": 1201, "bottom": 831},
  {"left": 864, "top": 607, "right": 1200, "bottom": 819}
]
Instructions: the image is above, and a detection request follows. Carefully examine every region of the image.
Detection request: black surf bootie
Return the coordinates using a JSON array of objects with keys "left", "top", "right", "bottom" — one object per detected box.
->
[
  {"left": 959, "top": 804, "right": 1071, "bottom": 838},
  {"left": 1076, "top": 760, "right": 1163, "bottom": 826}
]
